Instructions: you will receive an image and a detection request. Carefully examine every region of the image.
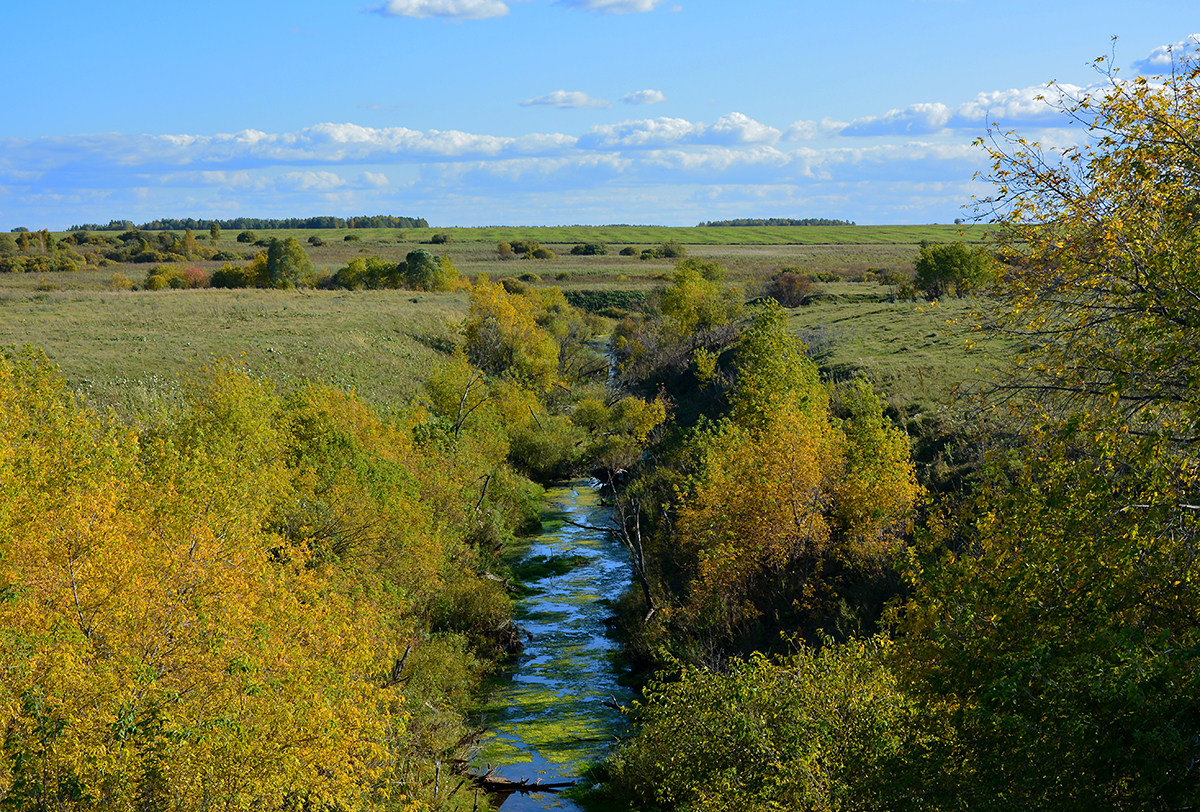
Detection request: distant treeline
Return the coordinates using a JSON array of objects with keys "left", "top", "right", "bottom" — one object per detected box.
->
[
  {"left": 698, "top": 218, "right": 857, "bottom": 227},
  {"left": 69, "top": 215, "right": 428, "bottom": 231}
]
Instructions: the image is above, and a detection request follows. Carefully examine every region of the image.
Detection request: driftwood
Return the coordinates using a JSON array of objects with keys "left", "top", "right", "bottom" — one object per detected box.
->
[{"left": 470, "top": 773, "right": 577, "bottom": 794}]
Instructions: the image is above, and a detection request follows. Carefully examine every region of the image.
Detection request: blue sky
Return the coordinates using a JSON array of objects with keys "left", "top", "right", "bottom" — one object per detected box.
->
[{"left": 1, "top": 1, "right": 1196, "bottom": 229}]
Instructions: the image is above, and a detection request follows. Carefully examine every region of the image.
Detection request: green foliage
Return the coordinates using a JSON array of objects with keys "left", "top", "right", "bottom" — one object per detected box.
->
[
  {"left": 619, "top": 245, "right": 638, "bottom": 256},
  {"left": 531, "top": 246, "right": 556, "bottom": 260},
  {"left": 570, "top": 242, "right": 609, "bottom": 255},
  {"left": 264, "top": 236, "right": 314, "bottom": 288},
  {"left": 236, "top": 230, "right": 256, "bottom": 243},
  {"left": 209, "top": 263, "right": 251, "bottom": 288},
  {"left": 602, "top": 638, "right": 910, "bottom": 812},
  {"left": 912, "top": 240, "right": 993, "bottom": 299},
  {"left": 401, "top": 249, "right": 458, "bottom": 291},
  {"left": 429, "top": 232, "right": 451, "bottom": 244}
]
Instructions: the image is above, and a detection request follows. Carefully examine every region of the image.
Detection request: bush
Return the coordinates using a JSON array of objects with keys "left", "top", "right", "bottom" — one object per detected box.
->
[
  {"left": 555, "top": 271, "right": 571, "bottom": 280},
  {"left": 106, "top": 272, "right": 134, "bottom": 291},
  {"left": 619, "top": 246, "right": 638, "bottom": 256},
  {"left": 766, "top": 271, "right": 812, "bottom": 307},
  {"left": 498, "top": 277, "right": 528, "bottom": 295},
  {"left": 183, "top": 266, "right": 210, "bottom": 289},
  {"left": 570, "top": 243, "right": 608, "bottom": 256},
  {"left": 308, "top": 235, "right": 325, "bottom": 246},
  {"left": 497, "top": 241, "right": 513, "bottom": 260},
  {"left": 518, "top": 272, "right": 541, "bottom": 283},
  {"left": 430, "top": 232, "right": 451, "bottom": 244},
  {"left": 811, "top": 271, "right": 840, "bottom": 283},
  {"left": 236, "top": 231, "right": 256, "bottom": 243},
  {"left": 509, "top": 239, "right": 539, "bottom": 256},
  {"left": 531, "top": 247, "right": 556, "bottom": 260},
  {"left": 343, "top": 234, "right": 361, "bottom": 242},
  {"left": 210, "top": 263, "right": 251, "bottom": 288}
]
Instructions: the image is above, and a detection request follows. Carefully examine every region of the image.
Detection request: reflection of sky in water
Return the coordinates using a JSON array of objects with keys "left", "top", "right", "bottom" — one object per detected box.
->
[{"left": 474, "top": 481, "right": 632, "bottom": 811}]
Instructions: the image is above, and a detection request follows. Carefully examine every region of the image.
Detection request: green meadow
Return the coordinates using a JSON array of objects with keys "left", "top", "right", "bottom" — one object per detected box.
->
[{"left": 1, "top": 224, "right": 997, "bottom": 418}]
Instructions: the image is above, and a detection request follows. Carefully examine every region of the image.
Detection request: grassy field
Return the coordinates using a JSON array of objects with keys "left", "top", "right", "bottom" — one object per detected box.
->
[
  {"left": 2, "top": 225, "right": 1004, "bottom": 420},
  {"left": 0, "top": 282, "right": 467, "bottom": 416}
]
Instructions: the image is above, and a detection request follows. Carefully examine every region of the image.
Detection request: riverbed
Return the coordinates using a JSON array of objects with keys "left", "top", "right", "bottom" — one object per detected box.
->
[{"left": 473, "top": 480, "right": 632, "bottom": 810}]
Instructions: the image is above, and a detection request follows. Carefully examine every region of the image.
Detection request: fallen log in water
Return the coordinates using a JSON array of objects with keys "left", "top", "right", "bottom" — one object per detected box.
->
[{"left": 469, "top": 772, "right": 577, "bottom": 794}]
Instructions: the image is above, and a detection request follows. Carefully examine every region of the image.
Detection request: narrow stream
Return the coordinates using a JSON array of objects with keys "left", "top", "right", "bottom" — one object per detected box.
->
[{"left": 473, "top": 479, "right": 632, "bottom": 810}]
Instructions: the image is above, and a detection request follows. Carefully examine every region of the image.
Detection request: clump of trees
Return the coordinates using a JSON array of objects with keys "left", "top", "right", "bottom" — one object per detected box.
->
[
  {"left": 912, "top": 239, "right": 994, "bottom": 299},
  {"left": 0, "top": 347, "right": 541, "bottom": 812},
  {"left": 569, "top": 243, "right": 608, "bottom": 255},
  {"left": 331, "top": 250, "right": 460, "bottom": 292},
  {"left": 595, "top": 44, "right": 1200, "bottom": 811}
]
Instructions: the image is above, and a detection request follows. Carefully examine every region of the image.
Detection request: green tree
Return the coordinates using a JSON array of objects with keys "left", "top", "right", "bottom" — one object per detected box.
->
[
  {"left": 209, "top": 222, "right": 221, "bottom": 246},
  {"left": 264, "top": 236, "right": 314, "bottom": 288},
  {"left": 912, "top": 240, "right": 992, "bottom": 299}
]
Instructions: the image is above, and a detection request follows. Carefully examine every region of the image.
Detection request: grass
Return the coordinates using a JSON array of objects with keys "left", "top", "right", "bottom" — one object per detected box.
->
[
  {"left": 2, "top": 227, "right": 1006, "bottom": 422},
  {"left": 784, "top": 287, "right": 1008, "bottom": 421},
  {"left": 0, "top": 282, "right": 467, "bottom": 415}
]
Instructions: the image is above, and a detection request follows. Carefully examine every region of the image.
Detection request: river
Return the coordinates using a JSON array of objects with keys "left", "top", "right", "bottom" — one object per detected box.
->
[{"left": 473, "top": 479, "right": 633, "bottom": 810}]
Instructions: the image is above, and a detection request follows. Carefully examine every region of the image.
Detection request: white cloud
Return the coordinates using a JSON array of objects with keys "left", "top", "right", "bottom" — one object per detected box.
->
[
  {"left": 371, "top": 0, "right": 511, "bottom": 19},
  {"left": 841, "top": 103, "right": 952, "bottom": 137},
  {"left": 1132, "top": 34, "right": 1200, "bottom": 75},
  {"left": 708, "top": 113, "right": 781, "bottom": 145},
  {"left": 520, "top": 90, "right": 612, "bottom": 109},
  {"left": 557, "top": 0, "right": 665, "bottom": 12},
  {"left": 622, "top": 89, "right": 667, "bottom": 105},
  {"left": 785, "top": 118, "right": 849, "bottom": 141},
  {"left": 360, "top": 171, "right": 390, "bottom": 187},
  {"left": 578, "top": 113, "right": 779, "bottom": 150},
  {"left": 276, "top": 171, "right": 347, "bottom": 191},
  {"left": 578, "top": 117, "right": 704, "bottom": 149}
]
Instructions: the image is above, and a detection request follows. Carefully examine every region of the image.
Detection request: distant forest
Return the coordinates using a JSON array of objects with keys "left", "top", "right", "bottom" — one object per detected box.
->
[
  {"left": 68, "top": 215, "right": 428, "bottom": 231},
  {"left": 698, "top": 217, "right": 857, "bottom": 227}
]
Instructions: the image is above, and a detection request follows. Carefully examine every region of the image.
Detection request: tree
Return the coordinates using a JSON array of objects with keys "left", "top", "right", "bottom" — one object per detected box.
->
[
  {"left": 912, "top": 240, "right": 992, "bottom": 299},
  {"left": 975, "top": 46, "right": 1200, "bottom": 442},
  {"left": 264, "top": 236, "right": 314, "bottom": 288},
  {"left": 209, "top": 222, "right": 221, "bottom": 246},
  {"left": 401, "top": 248, "right": 457, "bottom": 291}
]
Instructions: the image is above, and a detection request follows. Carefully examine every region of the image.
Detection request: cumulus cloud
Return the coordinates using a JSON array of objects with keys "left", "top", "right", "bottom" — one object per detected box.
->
[
  {"left": 557, "top": 0, "right": 665, "bottom": 12},
  {"left": 370, "top": 0, "right": 511, "bottom": 19},
  {"left": 520, "top": 90, "right": 612, "bottom": 109},
  {"left": 360, "top": 171, "right": 390, "bottom": 187},
  {"left": 841, "top": 103, "right": 953, "bottom": 137},
  {"left": 1133, "top": 34, "right": 1200, "bottom": 75},
  {"left": 707, "top": 113, "right": 782, "bottom": 145},
  {"left": 622, "top": 89, "right": 667, "bottom": 105},
  {"left": 578, "top": 113, "right": 779, "bottom": 150},
  {"left": 578, "top": 117, "right": 704, "bottom": 149},
  {"left": 276, "top": 171, "right": 347, "bottom": 192},
  {"left": 785, "top": 118, "right": 849, "bottom": 141}
]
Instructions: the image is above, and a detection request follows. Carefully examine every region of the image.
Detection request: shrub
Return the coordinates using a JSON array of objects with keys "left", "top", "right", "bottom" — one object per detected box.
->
[
  {"left": 570, "top": 243, "right": 608, "bottom": 256},
  {"left": 106, "top": 272, "right": 134, "bottom": 291},
  {"left": 811, "top": 271, "right": 840, "bottom": 283},
  {"left": 555, "top": 271, "right": 571, "bottom": 280},
  {"left": 531, "top": 247, "right": 555, "bottom": 260},
  {"left": 509, "top": 239, "right": 539, "bottom": 256},
  {"left": 430, "top": 232, "right": 451, "bottom": 244},
  {"left": 344, "top": 234, "right": 361, "bottom": 242},
  {"left": 619, "top": 246, "right": 638, "bottom": 256},
  {"left": 497, "top": 241, "right": 513, "bottom": 260},
  {"left": 766, "top": 271, "right": 812, "bottom": 307},
  {"left": 498, "top": 277, "right": 528, "bottom": 295},
  {"left": 308, "top": 235, "right": 325, "bottom": 246},
  {"left": 183, "top": 266, "right": 210, "bottom": 289},
  {"left": 210, "top": 263, "right": 250, "bottom": 289},
  {"left": 236, "top": 231, "right": 256, "bottom": 243},
  {"left": 518, "top": 272, "right": 541, "bottom": 283}
]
